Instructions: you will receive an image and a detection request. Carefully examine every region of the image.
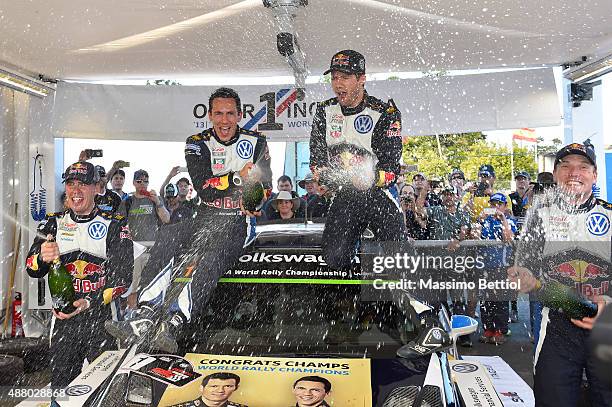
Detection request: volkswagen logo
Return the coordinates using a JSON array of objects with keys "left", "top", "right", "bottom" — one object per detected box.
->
[
  {"left": 88, "top": 221, "right": 108, "bottom": 240},
  {"left": 431, "top": 328, "right": 442, "bottom": 340},
  {"left": 452, "top": 363, "right": 479, "bottom": 374},
  {"left": 586, "top": 212, "right": 610, "bottom": 236},
  {"left": 236, "top": 140, "right": 254, "bottom": 159},
  {"left": 354, "top": 115, "right": 374, "bottom": 134},
  {"left": 66, "top": 384, "right": 92, "bottom": 396}
]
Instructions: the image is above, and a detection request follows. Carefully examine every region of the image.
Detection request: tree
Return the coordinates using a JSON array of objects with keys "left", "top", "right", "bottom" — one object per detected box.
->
[{"left": 402, "top": 133, "right": 537, "bottom": 190}]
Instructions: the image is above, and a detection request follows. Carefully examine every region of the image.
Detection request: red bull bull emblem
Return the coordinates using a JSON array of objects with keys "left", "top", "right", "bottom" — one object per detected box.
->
[
  {"left": 65, "top": 260, "right": 106, "bottom": 293},
  {"left": 555, "top": 260, "right": 608, "bottom": 283}
]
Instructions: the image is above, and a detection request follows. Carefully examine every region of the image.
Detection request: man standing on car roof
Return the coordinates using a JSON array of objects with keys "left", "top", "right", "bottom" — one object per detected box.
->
[
  {"left": 310, "top": 50, "right": 405, "bottom": 269},
  {"left": 106, "top": 87, "right": 272, "bottom": 353}
]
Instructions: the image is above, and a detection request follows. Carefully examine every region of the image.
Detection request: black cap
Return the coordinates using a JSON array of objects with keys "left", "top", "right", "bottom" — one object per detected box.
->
[
  {"left": 514, "top": 170, "right": 531, "bottom": 180},
  {"left": 478, "top": 164, "right": 496, "bottom": 177},
  {"left": 554, "top": 142, "right": 596, "bottom": 167},
  {"left": 133, "top": 169, "right": 149, "bottom": 180},
  {"left": 449, "top": 168, "right": 465, "bottom": 181},
  {"left": 63, "top": 161, "right": 99, "bottom": 185},
  {"left": 95, "top": 165, "right": 106, "bottom": 179},
  {"left": 323, "top": 50, "right": 366, "bottom": 75},
  {"left": 164, "top": 183, "right": 178, "bottom": 198}
]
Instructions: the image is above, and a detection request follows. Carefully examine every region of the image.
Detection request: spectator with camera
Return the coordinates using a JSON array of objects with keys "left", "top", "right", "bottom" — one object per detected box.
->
[
  {"left": 448, "top": 168, "right": 467, "bottom": 198},
  {"left": 106, "top": 160, "right": 131, "bottom": 201},
  {"left": 463, "top": 164, "right": 511, "bottom": 229},
  {"left": 399, "top": 184, "right": 429, "bottom": 240}
]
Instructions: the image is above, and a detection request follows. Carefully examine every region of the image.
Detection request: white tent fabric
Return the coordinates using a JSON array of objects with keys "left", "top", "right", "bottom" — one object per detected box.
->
[
  {"left": 46, "top": 68, "right": 559, "bottom": 142},
  {"left": 0, "top": 0, "right": 611, "bottom": 81}
]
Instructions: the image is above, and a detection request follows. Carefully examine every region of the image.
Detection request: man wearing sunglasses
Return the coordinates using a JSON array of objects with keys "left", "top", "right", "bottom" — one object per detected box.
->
[{"left": 123, "top": 169, "right": 170, "bottom": 307}]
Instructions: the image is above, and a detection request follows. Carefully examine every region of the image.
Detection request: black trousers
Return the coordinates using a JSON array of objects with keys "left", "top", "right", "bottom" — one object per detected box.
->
[
  {"left": 534, "top": 311, "right": 612, "bottom": 407},
  {"left": 50, "top": 315, "right": 114, "bottom": 388},
  {"left": 322, "top": 187, "right": 405, "bottom": 270},
  {"left": 138, "top": 208, "right": 247, "bottom": 321}
]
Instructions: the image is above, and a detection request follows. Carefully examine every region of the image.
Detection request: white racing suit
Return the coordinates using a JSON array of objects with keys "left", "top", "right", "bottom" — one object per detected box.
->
[{"left": 516, "top": 194, "right": 612, "bottom": 406}]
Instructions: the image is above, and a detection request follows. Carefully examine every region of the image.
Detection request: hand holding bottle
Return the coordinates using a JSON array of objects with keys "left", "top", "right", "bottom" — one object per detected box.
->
[
  {"left": 53, "top": 298, "right": 90, "bottom": 320},
  {"left": 41, "top": 234, "right": 60, "bottom": 263}
]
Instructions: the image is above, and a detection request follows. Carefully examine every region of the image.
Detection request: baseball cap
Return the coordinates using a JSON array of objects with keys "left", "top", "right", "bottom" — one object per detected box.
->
[
  {"left": 323, "top": 50, "right": 366, "bottom": 76},
  {"left": 449, "top": 169, "right": 465, "bottom": 181},
  {"left": 514, "top": 170, "right": 531, "bottom": 180},
  {"left": 63, "top": 161, "right": 99, "bottom": 185},
  {"left": 164, "top": 183, "right": 178, "bottom": 198},
  {"left": 133, "top": 169, "right": 149, "bottom": 180},
  {"left": 412, "top": 172, "right": 427, "bottom": 181},
  {"left": 478, "top": 164, "right": 496, "bottom": 177},
  {"left": 489, "top": 193, "right": 507, "bottom": 204},
  {"left": 554, "top": 142, "right": 596, "bottom": 167},
  {"left": 298, "top": 173, "right": 316, "bottom": 189}
]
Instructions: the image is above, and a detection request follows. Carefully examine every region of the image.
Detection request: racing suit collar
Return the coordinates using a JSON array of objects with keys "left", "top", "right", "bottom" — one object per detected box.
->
[
  {"left": 339, "top": 91, "right": 368, "bottom": 116},
  {"left": 68, "top": 208, "right": 100, "bottom": 222},
  {"left": 576, "top": 193, "right": 596, "bottom": 212},
  {"left": 211, "top": 126, "right": 242, "bottom": 146}
]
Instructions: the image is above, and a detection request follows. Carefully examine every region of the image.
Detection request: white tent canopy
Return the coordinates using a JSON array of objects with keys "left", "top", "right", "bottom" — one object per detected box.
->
[{"left": 1, "top": 0, "right": 611, "bottom": 81}]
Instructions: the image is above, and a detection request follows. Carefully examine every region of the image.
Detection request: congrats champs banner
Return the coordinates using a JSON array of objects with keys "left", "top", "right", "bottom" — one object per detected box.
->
[
  {"left": 44, "top": 68, "right": 559, "bottom": 142},
  {"left": 158, "top": 354, "right": 372, "bottom": 407}
]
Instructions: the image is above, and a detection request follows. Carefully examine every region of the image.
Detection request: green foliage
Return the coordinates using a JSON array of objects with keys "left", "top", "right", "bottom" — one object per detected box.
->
[{"left": 402, "top": 133, "right": 538, "bottom": 189}]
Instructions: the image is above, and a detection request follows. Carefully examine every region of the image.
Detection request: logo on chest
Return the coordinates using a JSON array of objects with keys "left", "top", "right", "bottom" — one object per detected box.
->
[
  {"left": 586, "top": 212, "right": 610, "bottom": 236},
  {"left": 88, "top": 221, "right": 108, "bottom": 240},
  {"left": 236, "top": 140, "right": 254, "bottom": 159},
  {"left": 354, "top": 115, "right": 373, "bottom": 134}
]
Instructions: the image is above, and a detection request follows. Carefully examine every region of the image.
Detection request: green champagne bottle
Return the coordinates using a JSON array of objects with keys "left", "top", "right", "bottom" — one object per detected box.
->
[
  {"left": 49, "top": 258, "right": 77, "bottom": 314},
  {"left": 242, "top": 180, "right": 264, "bottom": 212},
  {"left": 536, "top": 279, "right": 598, "bottom": 320}
]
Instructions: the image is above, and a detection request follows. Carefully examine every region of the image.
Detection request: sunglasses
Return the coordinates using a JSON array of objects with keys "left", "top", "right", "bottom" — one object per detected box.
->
[{"left": 135, "top": 179, "right": 149, "bottom": 184}]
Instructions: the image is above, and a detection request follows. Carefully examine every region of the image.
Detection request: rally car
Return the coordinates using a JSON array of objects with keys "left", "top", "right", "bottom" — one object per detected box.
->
[{"left": 18, "top": 219, "right": 518, "bottom": 407}]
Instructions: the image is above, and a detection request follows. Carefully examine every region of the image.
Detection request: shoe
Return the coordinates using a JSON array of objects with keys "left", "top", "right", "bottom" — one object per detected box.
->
[
  {"left": 457, "top": 334, "right": 473, "bottom": 348},
  {"left": 152, "top": 314, "right": 183, "bottom": 354},
  {"left": 479, "top": 329, "right": 495, "bottom": 343},
  {"left": 105, "top": 305, "right": 155, "bottom": 345},
  {"left": 509, "top": 310, "right": 519, "bottom": 323},
  {"left": 489, "top": 330, "right": 506, "bottom": 345}
]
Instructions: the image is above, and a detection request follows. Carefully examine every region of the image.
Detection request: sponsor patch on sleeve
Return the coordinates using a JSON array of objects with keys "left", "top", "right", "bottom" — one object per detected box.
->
[
  {"left": 120, "top": 225, "right": 132, "bottom": 240},
  {"left": 26, "top": 254, "right": 39, "bottom": 271},
  {"left": 185, "top": 143, "right": 201, "bottom": 156},
  {"left": 387, "top": 120, "right": 402, "bottom": 137}
]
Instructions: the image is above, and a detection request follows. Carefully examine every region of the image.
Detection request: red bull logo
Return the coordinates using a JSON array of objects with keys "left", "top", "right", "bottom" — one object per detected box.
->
[
  {"left": 65, "top": 260, "right": 104, "bottom": 280},
  {"left": 555, "top": 260, "right": 608, "bottom": 283}
]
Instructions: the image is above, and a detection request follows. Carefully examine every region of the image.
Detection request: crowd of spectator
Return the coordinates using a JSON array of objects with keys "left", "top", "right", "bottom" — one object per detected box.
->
[{"left": 394, "top": 163, "right": 551, "bottom": 346}]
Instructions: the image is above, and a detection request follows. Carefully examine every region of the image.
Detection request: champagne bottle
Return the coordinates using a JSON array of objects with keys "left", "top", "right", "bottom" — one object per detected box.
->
[
  {"left": 536, "top": 279, "right": 598, "bottom": 320},
  {"left": 241, "top": 180, "right": 264, "bottom": 212},
  {"left": 49, "top": 258, "right": 77, "bottom": 314}
]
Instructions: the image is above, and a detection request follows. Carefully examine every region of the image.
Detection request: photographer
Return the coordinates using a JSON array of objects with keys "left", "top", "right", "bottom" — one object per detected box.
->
[{"left": 463, "top": 164, "right": 511, "bottom": 227}]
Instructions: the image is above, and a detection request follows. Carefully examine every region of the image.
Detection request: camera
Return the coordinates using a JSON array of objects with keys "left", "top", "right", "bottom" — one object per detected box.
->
[
  {"left": 85, "top": 149, "right": 103, "bottom": 159},
  {"left": 475, "top": 181, "right": 489, "bottom": 197}
]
